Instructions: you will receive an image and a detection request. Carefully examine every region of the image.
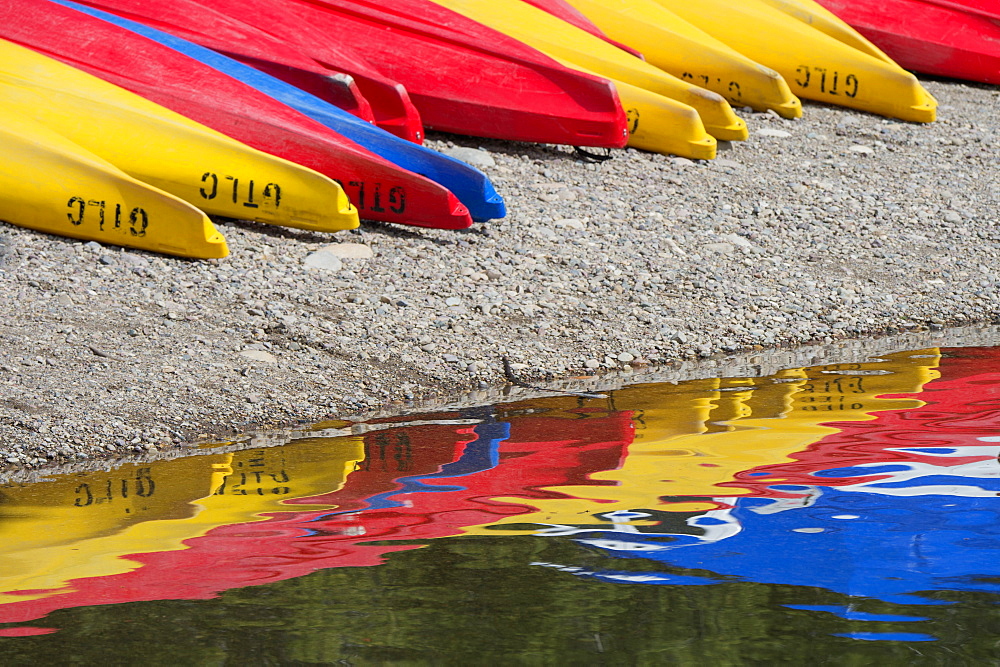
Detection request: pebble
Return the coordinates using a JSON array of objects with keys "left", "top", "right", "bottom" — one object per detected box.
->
[
  {"left": 702, "top": 242, "right": 735, "bottom": 255},
  {"left": 0, "top": 78, "right": 997, "bottom": 469},
  {"left": 240, "top": 350, "right": 277, "bottom": 363},
  {"left": 303, "top": 250, "right": 344, "bottom": 272},
  {"left": 441, "top": 146, "right": 496, "bottom": 168},
  {"left": 554, "top": 218, "right": 586, "bottom": 230},
  {"left": 314, "top": 243, "right": 374, "bottom": 259}
]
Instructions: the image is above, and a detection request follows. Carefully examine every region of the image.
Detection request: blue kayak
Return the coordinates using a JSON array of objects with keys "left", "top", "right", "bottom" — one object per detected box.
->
[{"left": 55, "top": 0, "right": 506, "bottom": 222}]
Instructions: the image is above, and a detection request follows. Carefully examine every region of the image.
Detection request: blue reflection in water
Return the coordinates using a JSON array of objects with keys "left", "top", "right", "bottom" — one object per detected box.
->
[
  {"left": 782, "top": 605, "right": 930, "bottom": 622},
  {"left": 573, "top": 491, "right": 1000, "bottom": 606},
  {"left": 833, "top": 632, "right": 937, "bottom": 642},
  {"left": 516, "top": 437, "right": 1000, "bottom": 643}
]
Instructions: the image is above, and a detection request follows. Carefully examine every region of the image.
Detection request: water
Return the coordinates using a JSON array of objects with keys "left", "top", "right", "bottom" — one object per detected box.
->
[{"left": 2, "top": 344, "right": 1000, "bottom": 663}]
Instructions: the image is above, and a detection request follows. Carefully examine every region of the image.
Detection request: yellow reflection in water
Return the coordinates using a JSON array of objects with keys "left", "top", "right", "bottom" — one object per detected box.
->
[
  {"left": 0, "top": 436, "right": 364, "bottom": 605},
  {"left": 465, "top": 349, "right": 940, "bottom": 533}
]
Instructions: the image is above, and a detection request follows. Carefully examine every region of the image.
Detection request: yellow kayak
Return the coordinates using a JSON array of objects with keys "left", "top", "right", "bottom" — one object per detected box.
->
[
  {"left": 561, "top": 0, "right": 803, "bottom": 118},
  {"left": 756, "top": 0, "right": 897, "bottom": 65},
  {"left": 0, "top": 107, "right": 228, "bottom": 259},
  {"left": 650, "top": 0, "right": 937, "bottom": 122},
  {"left": 593, "top": 79, "right": 717, "bottom": 159},
  {"left": 0, "top": 40, "right": 359, "bottom": 233},
  {"left": 430, "top": 0, "right": 746, "bottom": 145}
]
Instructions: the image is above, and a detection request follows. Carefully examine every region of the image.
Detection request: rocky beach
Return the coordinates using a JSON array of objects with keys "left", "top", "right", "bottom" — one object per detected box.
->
[{"left": 0, "top": 77, "right": 997, "bottom": 469}]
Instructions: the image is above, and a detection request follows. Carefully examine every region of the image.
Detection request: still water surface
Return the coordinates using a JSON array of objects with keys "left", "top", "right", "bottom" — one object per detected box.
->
[{"left": 1, "top": 345, "right": 999, "bottom": 663}]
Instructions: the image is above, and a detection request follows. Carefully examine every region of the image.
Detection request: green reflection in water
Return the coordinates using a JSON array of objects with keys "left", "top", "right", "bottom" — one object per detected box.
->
[{"left": 0, "top": 535, "right": 995, "bottom": 665}]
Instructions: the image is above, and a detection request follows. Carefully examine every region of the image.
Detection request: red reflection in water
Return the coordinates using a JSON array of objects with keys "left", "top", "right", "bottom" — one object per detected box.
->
[
  {"left": 0, "top": 627, "right": 58, "bottom": 637},
  {"left": 727, "top": 349, "right": 1000, "bottom": 497},
  {"left": 0, "top": 410, "right": 633, "bottom": 625}
]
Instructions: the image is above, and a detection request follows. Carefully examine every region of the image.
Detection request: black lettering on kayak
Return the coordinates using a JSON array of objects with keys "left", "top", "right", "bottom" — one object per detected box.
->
[
  {"left": 370, "top": 183, "right": 386, "bottom": 213},
  {"left": 263, "top": 183, "right": 281, "bottom": 208},
  {"left": 728, "top": 81, "right": 742, "bottom": 101},
  {"left": 795, "top": 65, "right": 811, "bottom": 88},
  {"left": 225, "top": 176, "right": 239, "bottom": 204},
  {"left": 88, "top": 200, "right": 105, "bottom": 231},
  {"left": 200, "top": 172, "right": 218, "bottom": 200},
  {"left": 815, "top": 67, "right": 829, "bottom": 93},
  {"left": 626, "top": 108, "right": 640, "bottom": 134},
  {"left": 338, "top": 181, "right": 404, "bottom": 213},
  {"left": 243, "top": 179, "right": 259, "bottom": 209},
  {"left": 389, "top": 187, "right": 406, "bottom": 215},
  {"left": 845, "top": 74, "right": 859, "bottom": 98},
  {"left": 114, "top": 203, "right": 123, "bottom": 230},
  {"left": 348, "top": 180, "right": 364, "bottom": 210},
  {"left": 129, "top": 208, "right": 148, "bottom": 237},
  {"left": 795, "top": 66, "right": 859, "bottom": 98},
  {"left": 67, "top": 196, "right": 85, "bottom": 225}
]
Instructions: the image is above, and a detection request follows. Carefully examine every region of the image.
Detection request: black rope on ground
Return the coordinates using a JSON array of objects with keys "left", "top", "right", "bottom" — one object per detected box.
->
[{"left": 574, "top": 147, "right": 614, "bottom": 163}]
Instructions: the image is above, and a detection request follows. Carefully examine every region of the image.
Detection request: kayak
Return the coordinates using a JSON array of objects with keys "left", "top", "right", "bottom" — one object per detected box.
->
[
  {"left": 650, "top": 0, "right": 938, "bottom": 122},
  {"left": 0, "top": 40, "right": 359, "bottom": 234},
  {"left": 78, "top": 0, "right": 378, "bottom": 126},
  {"left": 7, "top": 1, "right": 478, "bottom": 229},
  {"left": 758, "top": 0, "right": 896, "bottom": 65},
  {"left": 518, "top": 0, "right": 646, "bottom": 58},
  {"left": 71, "top": 0, "right": 424, "bottom": 143},
  {"left": 554, "top": 0, "right": 803, "bottom": 118},
  {"left": 815, "top": 0, "right": 1000, "bottom": 84},
  {"left": 55, "top": 0, "right": 504, "bottom": 223},
  {"left": 278, "top": 0, "right": 631, "bottom": 150},
  {"left": 0, "top": 107, "right": 228, "bottom": 259},
  {"left": 428, "top": 0, "right": 749, "bottom": 142},
  {"left": 294, "top": 0, "right": 715, "bottom": 158}
]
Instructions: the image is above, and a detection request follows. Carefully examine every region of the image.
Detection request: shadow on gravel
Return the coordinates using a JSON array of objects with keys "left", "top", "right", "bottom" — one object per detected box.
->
[{"left": 426, "top": 130, "right": 601, "bottom": 165}]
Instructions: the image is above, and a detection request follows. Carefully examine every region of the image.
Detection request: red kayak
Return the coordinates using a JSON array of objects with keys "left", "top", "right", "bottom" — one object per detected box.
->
[
  {"left": 73, "top": 0, "right": 425, "bottom": 143},
  {"left": 2, "top": 0, "right": 472, "bottom": 228},
  {"left": 520, "top": 0, "right": 646, "bottom": 59},
  {"left": 818, "top": 0, "right": 1000, "bottom": 84},
  {"left": 275, "top": 0, "right": 629, "bottom": 147}
]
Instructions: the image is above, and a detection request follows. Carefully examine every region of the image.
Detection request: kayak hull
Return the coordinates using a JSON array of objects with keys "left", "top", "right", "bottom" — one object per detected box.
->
[
  {"left": 0, "top": 108, "right": 228, "bottom": 258},
  {"left": 281, "top": 0, "right": 630, "bottom": 149},
  {"left": 652, "top": 0, "right": 938, "bottom": 123},
  {"left": 0, "top": 39, "right": 359, "bottom": 233},
  {"left": 73, "top": 0, "right": 426, "bottom": 142},
  {"left": 7, "top": 0, "right": 478, "bottom": 229},
  {"left": 555, "top": 0, "right": 802, "bottom": 119},
  {"left": 60, "top": 0, "right": 504, "bottom": 223},
  {"left": 520, "top": 0, "right": 647, "bottom": 58},
  {"left": 817, "top": 0, "right": 1000, "bottom": 84},
  {"left": 429, "top": 0, "right": 748, "bottom": 142}
]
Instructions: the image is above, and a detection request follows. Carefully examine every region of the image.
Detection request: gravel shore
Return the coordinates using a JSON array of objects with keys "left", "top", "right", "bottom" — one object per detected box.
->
[{"left": 1, "top": 77, "right": 998, "bottom": 468}]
